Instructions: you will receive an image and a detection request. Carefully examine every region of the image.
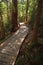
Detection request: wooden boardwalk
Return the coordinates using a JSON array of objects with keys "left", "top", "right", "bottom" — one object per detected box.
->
[{"left": 0, "top": 23, "right": 28, "bottom": 65}]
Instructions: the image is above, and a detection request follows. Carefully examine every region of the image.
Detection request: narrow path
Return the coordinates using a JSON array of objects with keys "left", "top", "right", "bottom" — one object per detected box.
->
[{"left": 0, "top": 23, "right": 28, "bottom": 65}]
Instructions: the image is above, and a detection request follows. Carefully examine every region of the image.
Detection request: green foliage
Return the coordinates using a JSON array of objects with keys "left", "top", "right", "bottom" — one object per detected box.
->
[
  {"left": 0, "top": 1, "right": 12, "bottom": 38},
  {"left": 0, "top": 0, "right": 43, "bottom": 41},
  {"left": 27, "top": 0, "right": 38, "bottom": 30},
  {"left": 18, "top": 0, "right": 38, "bottom": 23},
  {"left": 18, "top": 0, "right": 27, "bottom": 22},
  {"left": 0, "top": 2, "right": 7, "bottom": 12}
]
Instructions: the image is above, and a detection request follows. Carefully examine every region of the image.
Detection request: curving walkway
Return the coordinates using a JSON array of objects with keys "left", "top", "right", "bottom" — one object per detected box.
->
[{"left": 0, "top": 23, "right": 28, "bottom": 65}]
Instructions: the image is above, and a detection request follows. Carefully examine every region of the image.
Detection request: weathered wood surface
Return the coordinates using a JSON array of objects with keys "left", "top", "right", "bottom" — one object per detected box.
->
[{"left": 0, "top": 23, "right": 28, "bottom": 65}]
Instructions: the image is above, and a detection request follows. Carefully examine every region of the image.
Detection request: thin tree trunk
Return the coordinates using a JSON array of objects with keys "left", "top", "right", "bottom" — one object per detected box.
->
[
  {"left": 7, "top": 0, "right": 9, "bottom": 23},
  {"left": 0, "top": 12, "right": 2, "bottom": 38},
  {"left": 0, "top": 3, "right": 5, "bottom": 39},
  {"left": 31, "top": 0, "right": 43, "bottom": 43},
  {"left": 26, "top": 0, "right": 28, "bottom": 22},
  {"left": 21, "top": 0, "right": 24, "bottom": 17},
  {"left": 11, "top": 0, "right": 18, "bottom": 32}
]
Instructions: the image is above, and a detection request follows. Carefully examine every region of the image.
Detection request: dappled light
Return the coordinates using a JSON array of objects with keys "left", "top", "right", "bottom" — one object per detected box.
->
[
  {"left": 0, "top": 0, "right": 43, "bottom": 65},
  {"left": 0, "top": 22, "right": 28, "bottom": 64}
]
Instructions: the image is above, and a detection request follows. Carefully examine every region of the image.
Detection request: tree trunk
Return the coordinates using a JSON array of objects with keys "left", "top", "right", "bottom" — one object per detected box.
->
[
  {"left": 11, "top": 0, "right": 18, "bottom": 32},
  {"left": 0, "top": 12, "right": 2, "bottom": 38},
  {"left": 31, "top": 0, "right": 43, "bottom": 43},
  {"left": 25, "top": 0, "right": 28, "bottom": 23},
  {"left": 22, "top": 0, "right": 24, "bottom": 16},
  {"left": 0, "top": 3, "right": 5, "bottom": 39}
]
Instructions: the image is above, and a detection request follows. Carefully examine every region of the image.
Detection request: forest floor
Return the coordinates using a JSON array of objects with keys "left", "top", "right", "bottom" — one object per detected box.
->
[{"left": 15, "top": 30, "right": 43, "bottom": 65}]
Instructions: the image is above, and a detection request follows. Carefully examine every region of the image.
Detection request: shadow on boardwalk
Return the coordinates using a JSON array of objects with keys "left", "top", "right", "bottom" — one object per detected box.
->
[{"left": 0, "top": 23, "right": 28, "bottom": 65}]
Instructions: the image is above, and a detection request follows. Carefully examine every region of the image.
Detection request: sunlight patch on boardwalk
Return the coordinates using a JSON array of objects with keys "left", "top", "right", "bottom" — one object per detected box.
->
[{"left": 0, "top": 23, "right": 28, "bottom": 65}]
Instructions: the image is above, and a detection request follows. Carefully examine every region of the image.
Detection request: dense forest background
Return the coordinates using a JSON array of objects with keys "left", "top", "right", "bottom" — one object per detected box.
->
[
  {"left": 0, "top": 0, "right": 43, "bottom": 43},
  {"left": 0, "top": 0, "right": 43, "bottom": 65}
]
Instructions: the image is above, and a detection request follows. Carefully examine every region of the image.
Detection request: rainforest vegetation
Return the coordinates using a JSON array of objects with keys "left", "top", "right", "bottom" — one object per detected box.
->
[{"left": 0, "top": 0, "right": 43, "bottom": 65}]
